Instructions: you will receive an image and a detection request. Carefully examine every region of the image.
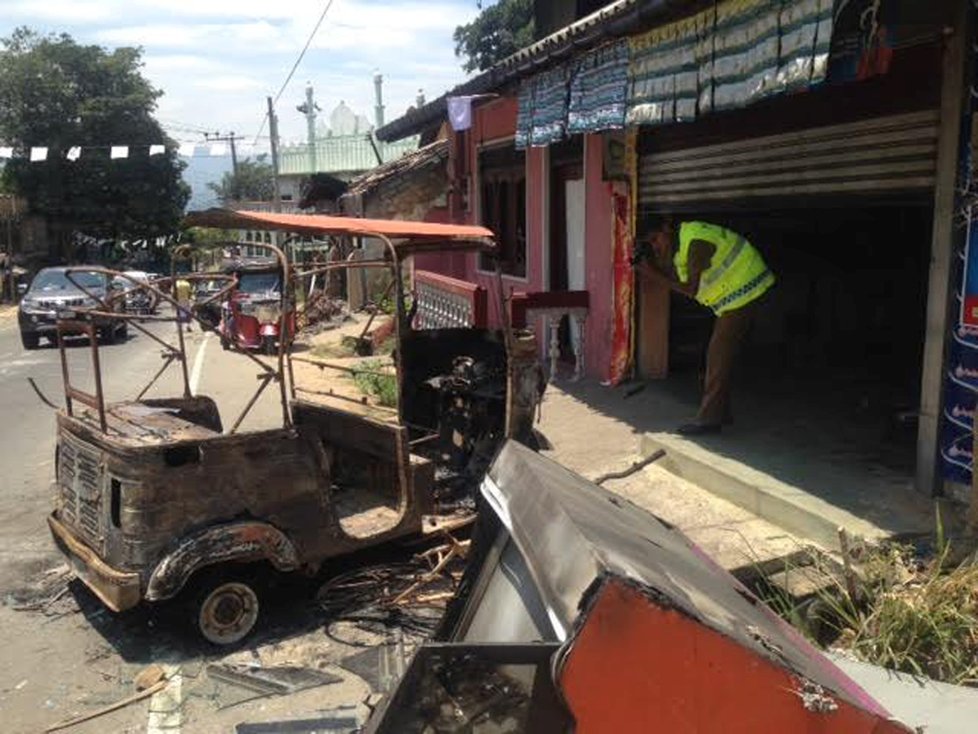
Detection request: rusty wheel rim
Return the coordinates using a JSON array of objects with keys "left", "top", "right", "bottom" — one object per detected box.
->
[{"left": 198, "top": 581, "right": 259, "bottom": 645}]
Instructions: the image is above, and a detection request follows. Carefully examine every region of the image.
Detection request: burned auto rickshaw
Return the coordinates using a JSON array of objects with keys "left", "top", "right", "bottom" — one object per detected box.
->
[{"left": 42, "top": 210, "right": 543, "bottom": 645}]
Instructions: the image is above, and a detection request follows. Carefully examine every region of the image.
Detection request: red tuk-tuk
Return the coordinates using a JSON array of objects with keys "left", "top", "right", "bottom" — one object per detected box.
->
[{"left": 218, "top": 258, "right": 296, "bottom": 354}]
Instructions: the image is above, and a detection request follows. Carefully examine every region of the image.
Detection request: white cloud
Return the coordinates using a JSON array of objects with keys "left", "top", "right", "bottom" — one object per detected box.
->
[
  {"left": 1, "top": 0, "right": 482, "bottom": 144},
  {"left": 194, "top": 75, "right": 266, "bottom": 92},
  {"left": 4, "top": 1, "right": 114, "bottom": 23}
]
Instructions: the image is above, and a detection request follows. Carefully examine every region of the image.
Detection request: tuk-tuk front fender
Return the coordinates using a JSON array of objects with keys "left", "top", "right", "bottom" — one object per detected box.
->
[{"left": 145, "top": 521, "right": 300, "bottom": 601}]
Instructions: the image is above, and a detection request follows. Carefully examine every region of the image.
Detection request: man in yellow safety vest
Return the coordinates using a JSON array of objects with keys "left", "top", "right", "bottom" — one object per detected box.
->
[{"left": 636, "top": 218, "right": 775, "bottom": 435}]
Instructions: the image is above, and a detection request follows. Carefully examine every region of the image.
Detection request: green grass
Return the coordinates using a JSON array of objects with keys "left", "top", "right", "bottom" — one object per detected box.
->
[
  {"left": 351, "top": 359, "right": 398, "bottom": 408},
  {"left": 756, "top": 524, "right": 978, "bottom": 686}
]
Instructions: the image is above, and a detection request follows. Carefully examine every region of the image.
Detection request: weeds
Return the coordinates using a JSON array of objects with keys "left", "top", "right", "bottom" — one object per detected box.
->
[
  {"left": 351, "top": 359, "right": 398, "bottom": 407},
  {"left": 757, "top": 532, "right": 978, "bottom": 686}
]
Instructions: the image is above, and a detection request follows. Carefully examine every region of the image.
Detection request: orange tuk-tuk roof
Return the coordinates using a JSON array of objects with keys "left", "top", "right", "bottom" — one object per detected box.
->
[{"left": 184, "top": 209, "right": 495, "bottom": 253}]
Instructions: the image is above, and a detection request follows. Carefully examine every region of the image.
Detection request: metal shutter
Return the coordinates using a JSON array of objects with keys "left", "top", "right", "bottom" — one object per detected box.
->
[{"left": 638, "top": 110, "right": 939, "bottom": 208}]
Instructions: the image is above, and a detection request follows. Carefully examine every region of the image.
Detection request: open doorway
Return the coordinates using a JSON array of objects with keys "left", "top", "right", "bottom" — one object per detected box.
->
[
  {"left": 549, "top": 137, "right": 585, "bottom": 363},
  {"left": 666, "top": 202, "right": 932, "bottom": 480}
]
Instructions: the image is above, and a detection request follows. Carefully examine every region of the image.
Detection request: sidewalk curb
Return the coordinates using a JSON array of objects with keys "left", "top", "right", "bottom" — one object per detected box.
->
[{"left": 639, "top": 432, "right": 934, "bottom": 551}]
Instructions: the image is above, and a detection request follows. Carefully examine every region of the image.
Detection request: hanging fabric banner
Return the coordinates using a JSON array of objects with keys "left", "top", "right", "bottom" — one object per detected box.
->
[
  {"left": 0, "top": 147, "right": 12, "bottom": 159},
  {"left": 447, "top": 96, "right": 475, "bottom": 132},
  {"left": 530, "top": 65, "right": 570, "bottom": 147},
  {"left": 110, "top": 146, "right": 129, "bottom": 159},
  {"left": 515, "top": 65, "right": 570, "bottom": 149},
  {"left": 702, "top": 0, "right": 782, "bottom": 114},
  {"left": 29, "top": 147, "right": 48, "bottom": 162},
  {"left": 567, "top": 41, "right": 629, "bottom": 135},
  {"left": 149, "top": 144, "right": 165, "bottom": 156},
  {"left": 608, "top": 188, "right": 634, "bottom": 385},
  {"left": 776, "top": 0, "right": 834, "bottom": 91},
  {"left": 627, "top": 9, "right": 709, "bottom": 126},
  {"left": 66, "top": 146, "right": 81, "bottom": 161},
  {"left": 514, "top": 82, "right": 534, "bottom": 149},
  {"left": 625, "top": 0, "right": 834, "bottom": 122}
]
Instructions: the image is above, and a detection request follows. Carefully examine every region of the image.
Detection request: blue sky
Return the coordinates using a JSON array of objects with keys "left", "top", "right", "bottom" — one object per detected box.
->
[{"left": 0, "top": 0, "right": 483, "bottom": 151}]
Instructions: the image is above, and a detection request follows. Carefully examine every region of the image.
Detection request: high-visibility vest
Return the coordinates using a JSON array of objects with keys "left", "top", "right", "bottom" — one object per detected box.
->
[
  {"left": 674, "top": 221, "right": 775, "bottom": 315},
  {"left": 174, "top": 279, "right": 192, "bottom": 304}
]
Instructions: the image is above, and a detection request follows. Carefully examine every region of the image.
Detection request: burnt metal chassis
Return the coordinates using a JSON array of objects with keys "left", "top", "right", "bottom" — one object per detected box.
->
[{"left": 53, "top": 232, "right": 514, "bottom": 441}]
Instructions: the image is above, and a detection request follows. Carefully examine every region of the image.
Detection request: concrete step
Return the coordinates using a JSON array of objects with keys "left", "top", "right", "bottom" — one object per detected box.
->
[{"left": 639, "top": 431, "right": 939, "bottom": 552}]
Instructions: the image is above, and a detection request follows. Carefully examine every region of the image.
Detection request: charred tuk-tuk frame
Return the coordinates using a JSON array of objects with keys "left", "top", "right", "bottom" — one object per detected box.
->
[{"left": 44, "top": 211, "right": 542, "bottom": 645}]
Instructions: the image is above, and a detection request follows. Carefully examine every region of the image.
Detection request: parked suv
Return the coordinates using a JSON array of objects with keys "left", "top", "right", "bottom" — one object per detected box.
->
[{"left": 18, "top": 267, "right": 127, "bottom": 349}]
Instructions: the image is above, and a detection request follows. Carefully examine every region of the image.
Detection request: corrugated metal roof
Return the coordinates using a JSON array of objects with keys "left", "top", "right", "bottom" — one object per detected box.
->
[
  {"left": 376, "top": 0, "right": 686, "bottom": 142},
  {"left": 278, "top": 135, "right": 419, "bottom": 176},
  {"left": 343, "top": 139, "right": 448, "bottom": 199}
]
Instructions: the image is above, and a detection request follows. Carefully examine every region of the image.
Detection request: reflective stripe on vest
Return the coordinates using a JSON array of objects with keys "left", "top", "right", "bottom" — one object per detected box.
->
[{"left": 674, "top": 221, "right": 775, "bottom": 315}]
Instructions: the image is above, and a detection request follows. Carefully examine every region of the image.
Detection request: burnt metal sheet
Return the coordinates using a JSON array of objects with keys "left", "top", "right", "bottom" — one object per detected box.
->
[
  {"left": 480, "top": 440, "right": 890, "bottom": 713},
  {"left": 183, "top": 209, "right": 494, "bottom": 250}
]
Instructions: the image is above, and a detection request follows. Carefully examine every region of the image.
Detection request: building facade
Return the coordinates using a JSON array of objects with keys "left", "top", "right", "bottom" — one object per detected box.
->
[{"left": 378, "top": 0, "right": 976, "bottom": 500}]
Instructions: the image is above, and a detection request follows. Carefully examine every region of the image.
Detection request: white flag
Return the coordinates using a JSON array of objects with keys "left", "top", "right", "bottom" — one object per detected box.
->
[
  {"left": 178, "top": 143, "right": 197, "bottom": 157},
  {"left": 447, "top": 96, "right": 475, "bottom": 132},
  {"left": 209, "top": 142, "right": 227, "bottom": 157},
  {"left": 30, "top": 147, "right": 48, "bottom": 162},
  {"left": 149, "top": 144, "right": 165, "bottom": 156},
  {"left": 111, "top": 146, "right": 129, "bottom": 159},
  {"left": 0, "top": 146, "right": 12, "bottom": 159},
  {"left": 66, "top": 146, "right": 82, "bottom": 162}
]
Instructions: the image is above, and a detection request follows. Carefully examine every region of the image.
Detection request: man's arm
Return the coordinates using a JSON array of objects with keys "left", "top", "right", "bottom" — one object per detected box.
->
[{"left": 636, "top": 239, "right": 714, "bottom": 298}]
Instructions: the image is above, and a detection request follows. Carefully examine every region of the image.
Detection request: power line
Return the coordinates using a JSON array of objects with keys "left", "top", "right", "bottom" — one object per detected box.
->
[{"left": 252, "top": 0, "right": 336, "bottom": 146}]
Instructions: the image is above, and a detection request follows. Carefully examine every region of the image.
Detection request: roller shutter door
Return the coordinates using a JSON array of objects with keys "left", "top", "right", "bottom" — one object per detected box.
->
[{"left": 638, "top": 110, "right": 938, "bottom": 210}]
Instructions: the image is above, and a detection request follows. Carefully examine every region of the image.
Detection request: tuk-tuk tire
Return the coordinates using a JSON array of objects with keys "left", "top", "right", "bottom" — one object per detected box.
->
[
  {"left": 185, "top": 566, "right": 262, "bottom": 647},
  {"left": 262, "top": 336, "right": 276, "bottom": 356},
  {"left": 220, "top": 332, "right": 230, "bottom": 351}
]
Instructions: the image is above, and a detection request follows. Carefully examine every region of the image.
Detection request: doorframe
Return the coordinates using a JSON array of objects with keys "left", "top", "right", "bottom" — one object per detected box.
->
[{"left": 917, "top": 0, "right": 970, "bottom": 496}]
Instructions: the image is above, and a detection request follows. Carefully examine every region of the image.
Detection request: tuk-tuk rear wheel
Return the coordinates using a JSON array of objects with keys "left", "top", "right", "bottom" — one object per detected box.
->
[
  {"left": 193, "top": 576, "right": 260, "bottom": 646},
  {"left": 261, "top": 336, "right": 276, "bottom": 355}
]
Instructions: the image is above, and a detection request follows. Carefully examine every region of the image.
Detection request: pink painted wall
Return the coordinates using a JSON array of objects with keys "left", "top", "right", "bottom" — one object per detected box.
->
[
  {"left": 582, "top": 133, "right": 614, "bottom": 382},
  {"left": 415, "top": 99, "right": 617, "bottom": 380}
]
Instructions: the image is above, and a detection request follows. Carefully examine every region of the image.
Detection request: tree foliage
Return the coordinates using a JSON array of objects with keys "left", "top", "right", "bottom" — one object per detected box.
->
[
  {"left": 0, "top": 28, "right": 189, "bottom": 242},
  {"left": 207, "top": 156, "right": 275, "bottom": 203},
  {"left": 454, "top": 0, "right": 535, "bottom": 74}
]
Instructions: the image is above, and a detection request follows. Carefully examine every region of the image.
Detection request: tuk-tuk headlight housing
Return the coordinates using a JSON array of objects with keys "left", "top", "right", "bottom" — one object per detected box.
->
[{"left": 256, "top": 304, "right": 281, "bottom": 324}]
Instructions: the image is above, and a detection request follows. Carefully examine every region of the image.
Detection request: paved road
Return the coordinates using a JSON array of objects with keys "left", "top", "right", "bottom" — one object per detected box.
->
[
  {"left": 0, "top": 312, "right": 365, "bottom": 733},
  {"left": 0, "top": 313, "right": 195, "bottom": 593}
]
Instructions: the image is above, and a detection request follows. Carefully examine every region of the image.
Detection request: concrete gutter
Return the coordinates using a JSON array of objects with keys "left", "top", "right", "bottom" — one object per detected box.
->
[{"left": 827, "top": 653, "right": 978, "bottom": 734}]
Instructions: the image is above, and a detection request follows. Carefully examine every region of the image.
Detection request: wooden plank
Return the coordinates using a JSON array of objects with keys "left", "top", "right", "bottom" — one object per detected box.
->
[
  {"left": 636, "top": 278, "right": 669, "bottom": 379},
  {"left": 917, "top": 0, "right": 970, "bottom": 496}
]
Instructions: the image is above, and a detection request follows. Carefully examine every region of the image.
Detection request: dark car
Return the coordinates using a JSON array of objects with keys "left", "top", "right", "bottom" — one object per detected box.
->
[{"left": 18, "top": 267, "right": 127, "bottom": 350}]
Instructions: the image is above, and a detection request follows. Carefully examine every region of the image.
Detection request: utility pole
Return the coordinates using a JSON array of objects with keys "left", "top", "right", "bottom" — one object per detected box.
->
[
  {"left": 267, "top": 96, "right": 282, "bottom": 214},
  {"left": 296, "top": 82, "right": 320, "bottom": 174},
  {"left": 204, "top": 131, "right": 244, "bottom": 200}
]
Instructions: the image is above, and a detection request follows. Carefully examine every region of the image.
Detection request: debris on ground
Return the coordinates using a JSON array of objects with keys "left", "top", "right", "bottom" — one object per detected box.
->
[
  {"left": 593, "top": 448, "right": 666, "bottom": 485},
  {"left": 234, "top": 705, "right": 366, "bottom": 734},
  {"left": 6, "top": 564, "right": 78, "bottom": 617},
  {"left": 299, "top": 296, "right": 349, "bottom": 335},
  {"left": 134, "top": 663, "right": 167, "bottom": 691},
  {"left": 44, "top": 670, "right": 171, "bottom": 732},
  {"left": 317, "top": 538, "right": 468, "bottom": 646},
  {"left": 206, "top": 663, "right": 342, "bottom": 697}
]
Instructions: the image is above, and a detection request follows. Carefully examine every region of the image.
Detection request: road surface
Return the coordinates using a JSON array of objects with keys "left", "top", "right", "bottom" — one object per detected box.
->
[{"left": 0, "top": 312, "right": 371, "bottom": 733}]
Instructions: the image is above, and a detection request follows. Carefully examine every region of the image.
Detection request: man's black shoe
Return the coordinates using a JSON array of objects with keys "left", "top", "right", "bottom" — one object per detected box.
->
[{"left": 677, "top": 422, "right": 722, "bottom": 436}]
